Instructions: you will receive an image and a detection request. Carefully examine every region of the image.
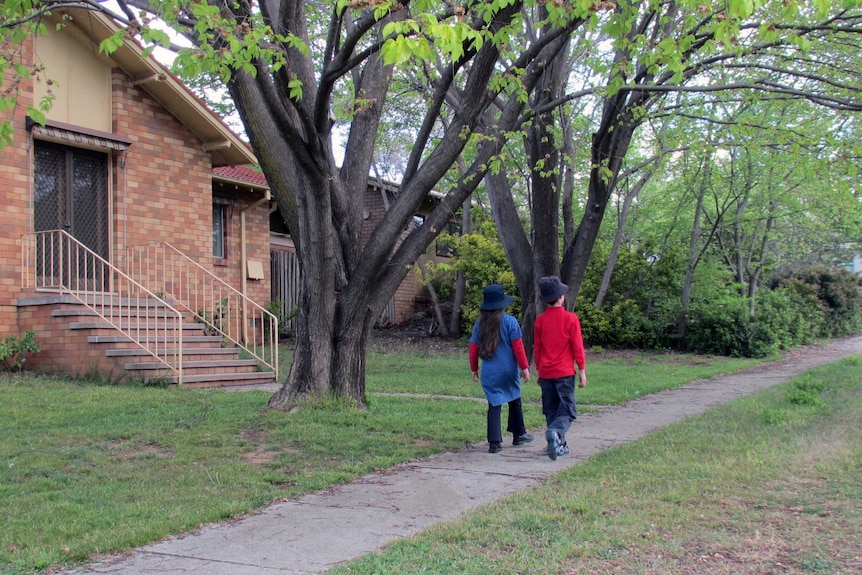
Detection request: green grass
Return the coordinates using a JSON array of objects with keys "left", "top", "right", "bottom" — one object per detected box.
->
[
  {"left": 0, "top": 343, "right": 809, "bottom": 575},
  {"left": 330, "top": 356, "right": 862, "bottom": 575},
  {"left": 367, "top": 345, "right": 765, "bottom": 406}
]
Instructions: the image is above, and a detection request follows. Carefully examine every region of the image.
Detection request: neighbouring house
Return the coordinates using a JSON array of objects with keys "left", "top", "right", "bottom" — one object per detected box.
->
[
  {"left": 221, "top": 168, "right": 454, "bottom": 334},
  {"left": 0, "top": 7, "right": 450, "bottom": 387}
]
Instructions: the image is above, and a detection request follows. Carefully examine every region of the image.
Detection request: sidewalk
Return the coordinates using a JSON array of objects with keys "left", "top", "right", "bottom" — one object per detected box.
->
[{"left": 63, "top": 334, "right": 862, "bottom": 575}]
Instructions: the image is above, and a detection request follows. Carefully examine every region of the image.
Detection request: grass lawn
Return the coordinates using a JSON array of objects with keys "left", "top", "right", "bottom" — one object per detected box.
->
[
  {"left": 329, "top": 355, "right": 862, "bottom": 575},
  {"left": 0, "top": 339, "right": 844, "bottom": 575}
]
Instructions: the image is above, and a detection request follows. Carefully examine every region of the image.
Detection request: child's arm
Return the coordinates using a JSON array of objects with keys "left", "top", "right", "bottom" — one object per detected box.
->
[
  {"left": 511, "top": 338, "right": 530, "bottom": 381},
  {"left": 469, "top": 342, "right": 480, "bottom": 382},
  {"left": 572, "top": 314, "right": 587, "bottom": 387}
]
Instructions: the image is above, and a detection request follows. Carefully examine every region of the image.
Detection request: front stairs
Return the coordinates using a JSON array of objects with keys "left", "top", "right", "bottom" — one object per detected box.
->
[{"left": 17, "top": 295, "right": 277, "bottom": 388}]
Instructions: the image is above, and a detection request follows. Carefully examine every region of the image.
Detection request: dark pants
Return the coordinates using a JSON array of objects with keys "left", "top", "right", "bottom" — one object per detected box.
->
[
  {"left": 487, "top": 398, "right": 527, "bottom": 443},
  {"left": 539, "top": 375, "right": 578, "bottom": 444}
]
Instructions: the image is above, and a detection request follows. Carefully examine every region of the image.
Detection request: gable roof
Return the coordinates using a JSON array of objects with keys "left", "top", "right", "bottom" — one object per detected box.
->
[
  {"left": 50, "top": 6, "right": 255, "bottom": 167},
  {"left": 213, "top": 165, "right": 269, "bottom": 190}
]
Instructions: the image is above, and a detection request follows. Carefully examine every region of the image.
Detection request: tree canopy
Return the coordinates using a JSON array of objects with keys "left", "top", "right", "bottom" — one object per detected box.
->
[{"left": 2, "top": 0, "right": 861, "bottom": 405}]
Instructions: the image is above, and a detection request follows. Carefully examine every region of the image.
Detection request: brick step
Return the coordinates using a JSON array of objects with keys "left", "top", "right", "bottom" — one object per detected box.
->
[
  {"left": 155, "top": 371, "right": 278, "bottom": 388},
  {"left": 125, "top": 359, "right": 260, "bottom": 371},
  {"left": 88, "top": 334, "right": 223, "bottom": 345},
  {"left": 19, "top": 296, "right": 276, "bottom": 389},
  {"left": 106, "top": 347, "right": 239, "bottom": 358},
  {"left": 70, "top": 321, "right": 205, "bottom": 331},
  {"left": 52, "top": 308, "right": 187, "bottom": 320}
]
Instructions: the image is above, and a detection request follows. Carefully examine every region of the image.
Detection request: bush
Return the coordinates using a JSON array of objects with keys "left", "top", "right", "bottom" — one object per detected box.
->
[
  {"left": 685, "top": 294, "right": 777, "bottom": 358},
  {"left": 0, "top": 331, "right": 40, "bottom": 371},
  {"left": 754, "top": 285, "right": 825, "bottom": 348},
  {"left": 445, "top": 224, "right": 520, "bottom": 334},
  {"left": 770, "top": 266, "right": 862, "bottom": 338}
]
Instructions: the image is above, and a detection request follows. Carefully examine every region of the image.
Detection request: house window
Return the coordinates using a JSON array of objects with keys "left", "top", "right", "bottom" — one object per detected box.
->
[{"left": 213, "top": 203, "right": 227, "bottom": 260}]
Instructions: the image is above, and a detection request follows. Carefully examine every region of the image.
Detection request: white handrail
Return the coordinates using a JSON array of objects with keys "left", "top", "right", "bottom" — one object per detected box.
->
[
  {"left": 20, "top": 230, "right": 184, "bottom": 384},
  {"left": 125, "top": 242, "right": 278, "bottom": 377}
]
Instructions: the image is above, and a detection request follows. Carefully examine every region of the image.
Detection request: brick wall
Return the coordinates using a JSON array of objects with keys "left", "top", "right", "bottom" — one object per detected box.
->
[
  {"left": 0, "top": 40, "right": 37, "bottom": 337},
  {"left": 15, "top": 299, "right": 127, "bottom": 380},
  {"left": 360, "top": 184, "right": 421, "bottom": 324},
  {"left": 211, "top": 195, "right": 273, "bottom": 308},
  {"left": 111, "top": 71, "right": 213, "bottom": 264}
]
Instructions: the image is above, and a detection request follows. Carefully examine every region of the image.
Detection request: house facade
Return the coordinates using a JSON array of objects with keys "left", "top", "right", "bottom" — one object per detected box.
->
[
  {"left": 0, "top": 7, "right": 275, "bottom": 385},
  {"left": 1, "top": 7, "right": 442, "bottom": 384}
]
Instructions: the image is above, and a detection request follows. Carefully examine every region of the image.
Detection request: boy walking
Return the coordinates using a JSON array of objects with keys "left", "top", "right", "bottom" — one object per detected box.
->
[{"left": 533, "top": 276, "right": 588, "bottom": 460}]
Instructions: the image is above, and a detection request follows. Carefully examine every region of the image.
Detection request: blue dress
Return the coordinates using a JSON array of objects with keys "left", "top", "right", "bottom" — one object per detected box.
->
[{"left": 470, "top": 313, "right": 524, "bottom": 406}]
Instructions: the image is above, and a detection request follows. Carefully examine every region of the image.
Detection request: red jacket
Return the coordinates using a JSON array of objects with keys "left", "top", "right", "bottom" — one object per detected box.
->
[{"left": 533, "top": 306, "right": 586, "bottom": 378}]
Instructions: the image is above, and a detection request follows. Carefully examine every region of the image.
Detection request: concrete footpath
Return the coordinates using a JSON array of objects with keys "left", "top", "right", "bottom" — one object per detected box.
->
[{"left": 64, "top": 334, "right": 862, "bottom": 575}]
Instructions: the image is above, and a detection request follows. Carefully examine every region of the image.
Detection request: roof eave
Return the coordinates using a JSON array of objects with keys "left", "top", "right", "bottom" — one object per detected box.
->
[{"left": 56, "top": 7, "right": 256, "bottom": 167}]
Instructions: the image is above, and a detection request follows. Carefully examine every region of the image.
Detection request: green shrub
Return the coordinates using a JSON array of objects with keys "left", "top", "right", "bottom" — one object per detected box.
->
[
  {"left": 0, "top": 331, "right": 40, "bottom": 371},
  {"left": 770, "top": 266, "right": 862, "bottom": 338},
  {"left": 685, "top": 294, "right": 777, "bottom": 358},
  {"left": 265, "top": 299, "right": 297, "bottom": 339},
  {"left": 755, "top": 286, "right": 824, "bottom": 348},
  {"left": 445, "top": 223, "right": 519, "bottom": 333}
]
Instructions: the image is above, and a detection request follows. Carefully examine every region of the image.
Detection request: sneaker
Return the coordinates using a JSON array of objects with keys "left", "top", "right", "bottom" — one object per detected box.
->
[
  {"left": 556, "top": 443, "right": 569, "bottom": 457},
  {"left": 513, "top": 433, "right": 534, "bottom": 446},
  {"left": 488, "top": 442, "right": 502, "bottom": 453},
  {"left": 545, "top": 429, "right": 559, "bottom": 461}
]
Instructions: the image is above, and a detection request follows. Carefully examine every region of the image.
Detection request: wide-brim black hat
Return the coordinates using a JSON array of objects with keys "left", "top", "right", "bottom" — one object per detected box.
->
[
  {"left": 539, "top": 276, "right": 569, "bottom": 303},
  {"left": 479, "top": 284, "right": 514, "bottom": 310}
]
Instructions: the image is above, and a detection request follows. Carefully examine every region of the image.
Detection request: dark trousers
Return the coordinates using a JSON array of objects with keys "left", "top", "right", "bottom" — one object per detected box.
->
[
  {"left": 487, "top": 398, "right": 527, "bottom": 443},
  {"left": 539, "top": 375, "right": 578, "bottom": 443}
]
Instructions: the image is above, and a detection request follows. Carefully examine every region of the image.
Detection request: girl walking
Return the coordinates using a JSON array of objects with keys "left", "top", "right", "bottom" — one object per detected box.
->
[{"left": 469, "top": 284, "right": 533, "bottom": 453}]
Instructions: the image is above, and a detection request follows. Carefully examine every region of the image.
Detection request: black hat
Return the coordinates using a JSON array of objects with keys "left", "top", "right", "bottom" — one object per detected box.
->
[
  {"left": 479, "top": 284, "right": 514, "bottom": 310},
  {"left": 539, "top": 276, "right": 568, "bottom": 303}
]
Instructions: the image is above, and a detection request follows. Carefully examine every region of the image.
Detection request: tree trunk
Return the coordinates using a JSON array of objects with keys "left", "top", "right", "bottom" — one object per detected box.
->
[
  {"left": 416, "top": 258, "right": 450, "bottom": 337},
  {"left": 594, "top": 151, "right": 665, "bottom": 308},
  {"left": 448, "top": 199, "right": 471, "bottom": 336}
]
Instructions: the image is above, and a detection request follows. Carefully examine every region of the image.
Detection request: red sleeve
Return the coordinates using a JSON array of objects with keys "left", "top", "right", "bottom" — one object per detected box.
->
[
  {"left": 571, "top": 315, "right": 586, "bottom": 371},
  {"left": 469, "top": 342, "right": 479, "bottom": 372},
  {"left": 511, "top": 338, "right": 529, "bottom": 370}
]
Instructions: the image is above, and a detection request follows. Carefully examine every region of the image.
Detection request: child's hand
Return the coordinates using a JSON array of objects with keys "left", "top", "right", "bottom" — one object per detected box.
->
[
  {"left": 578, "top": 371, "right": 587, "bottom": 388},
  {"left": 520, "top": 368, "right": 530, "bottom": 382},
  {"left": 472, "top": 370, "right": 479, "bottom": 382}
]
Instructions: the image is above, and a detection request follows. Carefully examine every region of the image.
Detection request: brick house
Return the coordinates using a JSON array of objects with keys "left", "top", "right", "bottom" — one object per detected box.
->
[
  {"left": 1, "top": 7, "right": 447, "bottom": 385},
  {"left": 1, "top": 7, "right": 276, "bottom": 386}
]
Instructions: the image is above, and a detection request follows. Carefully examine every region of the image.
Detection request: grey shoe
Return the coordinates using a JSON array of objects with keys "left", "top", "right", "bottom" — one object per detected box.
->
[
  {"left": 545, "top": 430, "right": 558, "bottom": 460},
  {"left": 513, "top": 433, "right": 534, "bottom": 446},
  {"left": 556, "top": 442, "right": 569, "bottom": 457}
]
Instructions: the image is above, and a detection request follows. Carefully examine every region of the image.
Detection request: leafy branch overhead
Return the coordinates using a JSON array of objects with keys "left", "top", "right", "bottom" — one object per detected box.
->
[{"left": 1, "top": 0, "right": 860, "bottom": 406}]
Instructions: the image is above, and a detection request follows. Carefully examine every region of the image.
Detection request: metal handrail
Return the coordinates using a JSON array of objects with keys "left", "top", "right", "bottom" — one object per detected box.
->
[
  {"left": 125, "top": 242, "right": 278, "bottom": 377},
  {"left": 20, "top": 230, "right": 184, "bottom": 384}
]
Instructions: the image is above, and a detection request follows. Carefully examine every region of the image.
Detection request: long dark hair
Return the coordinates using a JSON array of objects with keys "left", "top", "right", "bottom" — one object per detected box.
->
[{"left": 478, "top": 308, "right": 503, "bottom": 360}]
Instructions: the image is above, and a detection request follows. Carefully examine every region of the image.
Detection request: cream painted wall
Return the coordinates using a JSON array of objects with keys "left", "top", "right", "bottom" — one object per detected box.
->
[{"left": 34, "top": 23, "right": 112, "bottom": 131}]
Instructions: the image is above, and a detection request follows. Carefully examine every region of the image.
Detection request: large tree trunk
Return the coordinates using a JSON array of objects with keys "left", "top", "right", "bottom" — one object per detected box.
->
[{"left": 232, "top": 1, "right": 576, "bottom": 407}]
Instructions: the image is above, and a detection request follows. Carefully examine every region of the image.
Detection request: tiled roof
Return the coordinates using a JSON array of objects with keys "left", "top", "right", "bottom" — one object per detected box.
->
[{"left": 213, "top": 165, "right": 269, "bottom": 188}]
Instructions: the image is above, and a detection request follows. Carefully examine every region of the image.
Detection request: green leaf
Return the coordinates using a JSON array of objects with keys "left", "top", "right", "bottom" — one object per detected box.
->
[
  {"left": 99, "top": 31, "right": 125, "bottom": 55},
  {"left": 26, "top": 107, "right": 46, "bottom": 125},
  {"left": 288, "top": 77, "right": 303, "bottom": 102}
]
